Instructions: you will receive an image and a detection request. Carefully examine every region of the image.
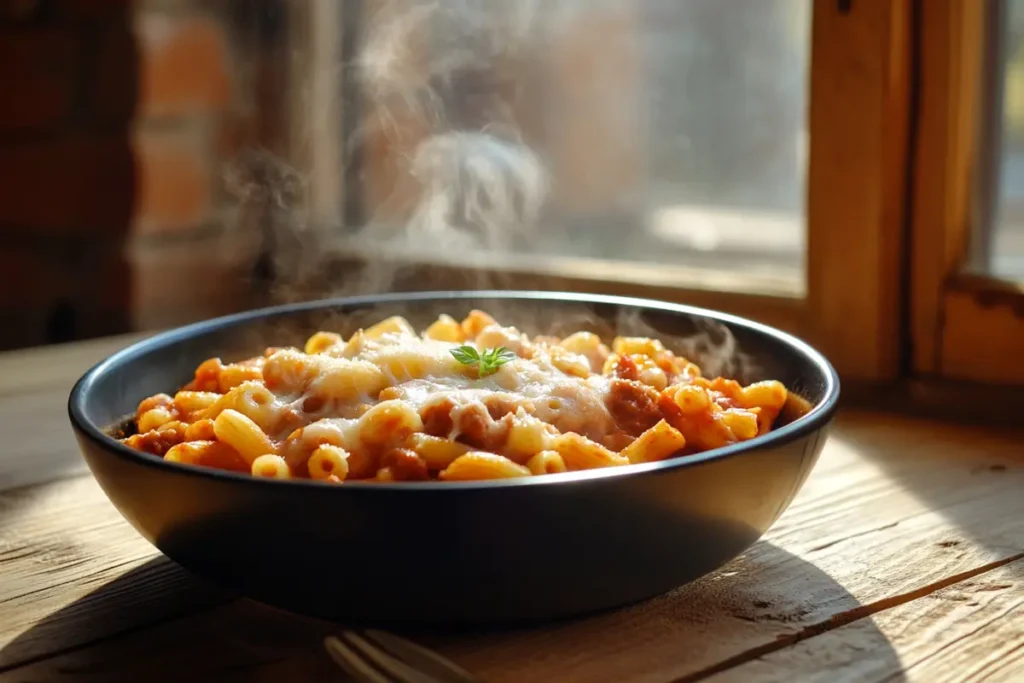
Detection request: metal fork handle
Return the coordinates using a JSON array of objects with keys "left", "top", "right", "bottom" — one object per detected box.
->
[{"left": 325, "top": 631, "right": 479, "bottom": 683}]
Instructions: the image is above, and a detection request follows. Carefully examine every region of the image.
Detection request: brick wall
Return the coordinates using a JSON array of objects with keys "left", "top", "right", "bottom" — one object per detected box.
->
[
  {"left": 0, "top": 0, "right": 277, "bottom": 350},
  {"left": 130, "top": 0, "right": 268, "bottom": 333}
]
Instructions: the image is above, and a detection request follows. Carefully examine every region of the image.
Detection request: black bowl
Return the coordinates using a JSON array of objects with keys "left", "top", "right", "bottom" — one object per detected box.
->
[{"left": 69, "top": 291, "right": 839, "bottom": 624}]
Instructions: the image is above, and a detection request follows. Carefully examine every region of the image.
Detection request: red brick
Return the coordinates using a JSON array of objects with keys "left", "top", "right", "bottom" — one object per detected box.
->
[
  {"left": 0, "top": 240, "right": 131, "bottom": 349},
  {"left": 213, "top": 112, "right": 258, "bottom": 160},
  {"left": 0, "top": 28, "right": 78, "bottom": 132},
  {"left": 0, "top": 0, "right": 42, "bottom": 22},
  {"left": 0, "top": 135, "right": 134, "bottom": 235},
  {"left": 59, "top": 0, "right": 131, "bottom": 19},
  {"left": 130, "top": 236, "right": 255, "bottom": 330},
  {"left": 84, "top": 14, "right": 138, "bottom": 124},
  {"left": 133, "top": 126, "right": 212, "bottom": 233},
  {"left": 0, "top": 244, "right": 67, "bottom": 308},
  {"left": 0, "top": 242, "right": 130, "bottom": 301},
  {"left": 0, "top": 308, "right": 57, "bottom": 350},
  {"left": 0, "top": 304, "right": 130, "bottom": 350},
  {"left": 82, "top": 245, "right": 133, "bottom": 309},
  {"left": 71, "top": 307, "right": 132, "bottom": 341},
  {"left": 136, "top": 12, "right": 232, "bottom": 119}
]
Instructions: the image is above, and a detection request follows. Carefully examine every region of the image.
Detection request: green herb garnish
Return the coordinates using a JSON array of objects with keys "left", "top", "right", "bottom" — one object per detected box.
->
[{"left": 450, "top": 345, "right": 517, "bottom": 378}]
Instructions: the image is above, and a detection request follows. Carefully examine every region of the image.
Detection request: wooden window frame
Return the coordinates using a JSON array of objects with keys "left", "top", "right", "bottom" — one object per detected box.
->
[
  {"left": 291, "top": 0, "right": 912, "bottom": 382},
  {"left": 911, "top": 0, "right": 1024, "bottom": 385}
]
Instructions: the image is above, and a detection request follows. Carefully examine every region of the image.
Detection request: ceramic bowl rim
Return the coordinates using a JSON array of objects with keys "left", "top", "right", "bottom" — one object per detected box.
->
[{"left": 68, "top": 290, "right": 840, "bottom": 492}]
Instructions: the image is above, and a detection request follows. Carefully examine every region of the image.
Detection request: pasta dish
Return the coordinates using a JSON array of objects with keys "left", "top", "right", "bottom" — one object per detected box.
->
[{"left": 120, "top": 310, "right": 790, "bottom": 482}]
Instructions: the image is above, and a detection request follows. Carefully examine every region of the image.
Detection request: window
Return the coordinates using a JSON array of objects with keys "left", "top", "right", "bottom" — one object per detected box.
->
[
  {"left": 293, "top": 0, "right": 921, "bottom": 382},
  {"left": 912, "top": 0, "right": 1024, "bottom": 385},
  {"left": 342, "top": 0, "right": 810, "bottom": 291},
  {"left": 984, "top": 0, "right": 1024, "bottom": 279}
]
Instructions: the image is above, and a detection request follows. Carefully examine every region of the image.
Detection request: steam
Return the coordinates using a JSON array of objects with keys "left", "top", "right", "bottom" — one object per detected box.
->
[
  {"left": 222, "top": 0, "right": 763, "bottom": 382},
  {"left": 607, "top": 307, "right": 756, "bottom": 381},
  {"left": 405, "top": 130, "right": 548, "bottom": 251},
  {"left": 223, "top": 148, "right": 312, "bottom": 294},
  {"left": 358, "top": 0, "right": 543, "bottom": 97},
  {"left": 355, "top": 0, "right": 550, "bottom": 254}
]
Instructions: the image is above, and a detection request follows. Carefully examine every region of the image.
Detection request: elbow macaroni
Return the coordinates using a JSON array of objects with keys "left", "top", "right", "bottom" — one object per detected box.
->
[
  {"left": 526, "top": 450, "right": 568, "bottom": 476},
  {"left": 121, "top": 310, "right": 795, "bottom": 482},
  {"left": 251, "top": 454, "right": 291, "bottom": 479},
  {"left": 441, "top": 452, "right": 531, "bottom": 480},
  {"left": 213, "top": 409, "right": 277, "bottom": 465}
]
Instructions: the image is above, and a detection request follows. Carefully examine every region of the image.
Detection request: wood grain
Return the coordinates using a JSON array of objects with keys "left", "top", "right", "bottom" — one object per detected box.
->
[
  {"left": 0, "top": 334, "right": 142, "bottom": 399},
  {"left": 939, "top": 286, "right": 1024, "bottom": 385},
  {"left": 1, "top": 600, "right": 342, "bottom": 683},
  {"left": 292, "top": 0, "right": 344, "bottom": 229},
  {"left": 424, "top": 415, "right": 1024, "bottom": 683},
  {"left": 1, "top": 411, "right": 1021, "bottom": 681},
  {"left": 706, "top": 560, "right": 1024, "bottom": 683},
  {"left": 0, "top": 334, "right": 144, "bottom": 491},
  {"left": 0, "top": 478, "right": 227, "bottom": 672},
  {"left": 806, "top": 0, "right": 912, "bottom": 381},
  {"left": 909, "top": 1, "right": 1024, "bottom": 386},
  {"left": 910, "top": 0, "right": 985, "bottom": 375}
]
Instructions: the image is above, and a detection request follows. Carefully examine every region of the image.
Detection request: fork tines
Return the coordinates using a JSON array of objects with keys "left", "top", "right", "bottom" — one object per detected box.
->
[{"left": 324, "top": 630, "right": 478, "bottom": 683}]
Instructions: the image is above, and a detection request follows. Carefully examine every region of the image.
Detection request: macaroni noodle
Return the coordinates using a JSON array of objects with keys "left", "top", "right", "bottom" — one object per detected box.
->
[{"left": 120, "top": 311, "right": 792, "bottom": 482}]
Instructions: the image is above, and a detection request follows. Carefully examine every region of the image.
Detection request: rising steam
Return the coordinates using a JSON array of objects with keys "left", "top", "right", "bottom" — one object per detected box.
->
[
  {"left": 404, "top": 130, "right": 549, "bottom": 251},
  {"left": 223, "top": 0, "right": 762, "bottom": 382}
]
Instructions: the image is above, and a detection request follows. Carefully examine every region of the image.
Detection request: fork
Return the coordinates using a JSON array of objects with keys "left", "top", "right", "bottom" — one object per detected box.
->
[{"left": 324, "top": 629, "right": 481, "bottom": 683}]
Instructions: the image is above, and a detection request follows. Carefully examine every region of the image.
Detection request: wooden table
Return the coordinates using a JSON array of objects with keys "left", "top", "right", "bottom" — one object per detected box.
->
[{"left": 1, "top": 336, "right": 1023, "bottom": 682}]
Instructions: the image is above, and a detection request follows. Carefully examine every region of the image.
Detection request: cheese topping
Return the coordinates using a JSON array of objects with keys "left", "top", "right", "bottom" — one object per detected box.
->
[
  {"left": 122, "top": 310, "right": 793, "bottom": 483},
  {"left": 303, "top": 328, "right": 618, "bottom": 442}
]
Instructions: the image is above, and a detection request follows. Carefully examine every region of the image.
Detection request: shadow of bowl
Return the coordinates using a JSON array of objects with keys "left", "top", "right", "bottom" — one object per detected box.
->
[
  {"left": 0, "top": 542, "right": 904, "bottom": 682},
  {"left": 68, "top": 292, "right": 839, "bottom": 623}
]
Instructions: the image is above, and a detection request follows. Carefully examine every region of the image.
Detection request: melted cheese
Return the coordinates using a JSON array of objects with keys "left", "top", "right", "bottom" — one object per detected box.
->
[
  {"left": 125, "top": 313, "right": 792, "bottom": 479},
  {"left": 289, "top": 328, "right": 617, "bottom": 445}
]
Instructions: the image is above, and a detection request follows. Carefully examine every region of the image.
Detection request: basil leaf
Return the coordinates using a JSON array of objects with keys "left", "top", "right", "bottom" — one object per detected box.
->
[
  {"left": 451, "top": 345, "right": 515, "bottom": 377},
  {"left": 492, "top": 347, "right": 518, "bottom": 364},
  {"left": 450, "top": 345, "right": 481, "bottom": 366},
  {"left": 475, "top": 346, "right": 516, "bottom": 377}
]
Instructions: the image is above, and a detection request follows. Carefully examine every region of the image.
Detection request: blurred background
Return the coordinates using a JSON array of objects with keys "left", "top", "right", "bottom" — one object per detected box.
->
[{"left": 2, "top": 0, "right": 1023, "bottom": 355}]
